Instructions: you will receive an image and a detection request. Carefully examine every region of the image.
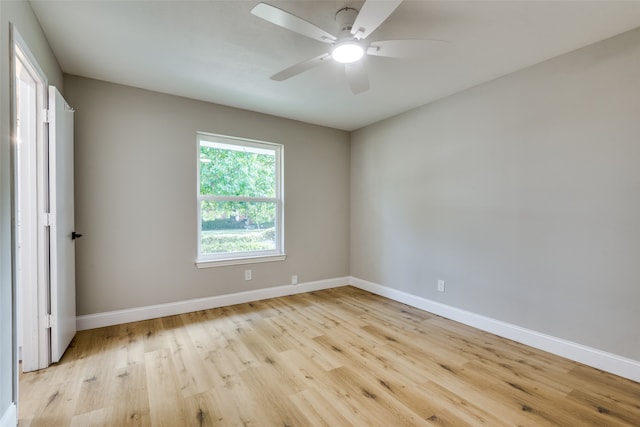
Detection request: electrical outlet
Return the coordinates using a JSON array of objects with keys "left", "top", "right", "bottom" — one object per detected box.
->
[
  {"left": 437, "top": 279, "right": 445, "bottom": 292},
  {"left": 292, "top": 275, "right": 298, "bottom": 285},
  {"left": 245, "top": 270, "right": 252, "bottom": 281}
]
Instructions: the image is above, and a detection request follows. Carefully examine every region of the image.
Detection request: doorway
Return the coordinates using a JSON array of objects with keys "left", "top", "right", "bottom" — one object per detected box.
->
[
  {"left": 13, "top": 29, "right": 50, "bottom": 373},
  {"left": 12, "top": 26, "right": 77, "bottom": 377}
]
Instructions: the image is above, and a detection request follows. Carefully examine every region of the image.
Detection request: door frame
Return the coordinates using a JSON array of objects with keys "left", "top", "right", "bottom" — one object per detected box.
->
[{"left": 11, "top": 25, "right": 51, "bottom": 373}]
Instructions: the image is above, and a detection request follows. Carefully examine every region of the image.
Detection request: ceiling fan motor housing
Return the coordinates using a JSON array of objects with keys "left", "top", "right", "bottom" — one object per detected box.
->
[{"left": 335, "top": 7, "right": 359, "bottom": 33}]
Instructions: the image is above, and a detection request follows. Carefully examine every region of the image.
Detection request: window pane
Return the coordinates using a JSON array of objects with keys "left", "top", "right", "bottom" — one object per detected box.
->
[
  {"left": 200, "top": 144, "right": 276, "bottom": 197},
  {"left": 200, "top": 200, "right": 277, "bottom": 255}
]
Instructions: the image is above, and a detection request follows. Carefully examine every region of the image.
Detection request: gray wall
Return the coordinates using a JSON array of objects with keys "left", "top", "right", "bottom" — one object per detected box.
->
[
  {"left": 0, "top": 0, "right": 63, "bottom": 421},
  {"left": 63, "top": 76, "right": 350, "bottom": 316},
  {"left": 351, "top": 27, "right": 640, "bottom": 361}
]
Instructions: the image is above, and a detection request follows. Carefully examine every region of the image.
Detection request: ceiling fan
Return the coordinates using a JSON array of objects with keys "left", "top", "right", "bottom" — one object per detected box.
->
[{"left": 251, "top": 0, "right": 445, "bottom": 94}]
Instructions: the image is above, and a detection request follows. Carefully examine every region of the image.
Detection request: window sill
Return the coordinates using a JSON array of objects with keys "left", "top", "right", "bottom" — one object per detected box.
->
[{"left": 195, "top": 254, "right": 286, "bottom": 269}]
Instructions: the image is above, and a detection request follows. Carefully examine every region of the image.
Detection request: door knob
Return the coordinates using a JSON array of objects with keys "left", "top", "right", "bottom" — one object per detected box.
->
[{"left": 71, "top": 231, "right": 83, "bottom": 240}]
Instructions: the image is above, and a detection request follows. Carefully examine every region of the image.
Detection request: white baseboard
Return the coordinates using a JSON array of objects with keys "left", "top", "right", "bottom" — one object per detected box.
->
[
  {"left": 0, "top": 404, "right": 16, "bottom": 427},
  {"left": 350, "top": 276, "right": 640, "bottom": 384},
  {"left": 76, "top": 277, "right": 349, "bottom": 331}
]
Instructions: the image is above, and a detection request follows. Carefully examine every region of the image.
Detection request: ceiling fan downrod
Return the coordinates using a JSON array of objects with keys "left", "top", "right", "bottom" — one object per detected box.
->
[{"left": 334, "top": 7, "right": 359, "bottom": 33}]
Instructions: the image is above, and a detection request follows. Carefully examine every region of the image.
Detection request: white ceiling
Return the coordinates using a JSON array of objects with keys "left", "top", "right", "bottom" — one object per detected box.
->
[{"left": 30, "top": 0, "right": 640, "bottom": 131}]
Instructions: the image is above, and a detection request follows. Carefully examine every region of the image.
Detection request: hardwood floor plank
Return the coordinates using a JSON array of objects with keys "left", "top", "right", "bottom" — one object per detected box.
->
[
  {"left": 161, "top": 315, "right": 215, "bottom": 398},
  {"left": 288, "top": 387, "right": 353, "bottom": 426},
  {"left": 200, "top": 350, "right": 263, "bottom": 426},
  {"left": 180, "top": 392, "right": 220, "bottom": 427},
  {"left": 69, "top": 407, "right": 108, "bottom": 427},
  {"left": 324, "top": 365, "right": 432, "bottom": 426},
  {"left": 19, "top": 286, "right": 640, "bottom": 426},
  {"left": 111, "top": 322, "right": 147, "bottom": 370},
  {"left": 28, "top": 377, "right": 83, "bottom": 427},
  {"left": 239, "top": 365, "right": 312, "bottom": 426},
  {"left": 265, "top": 316, "right": 345, "bottom": 371},
  {"left": 416, "top": 381, "right": 512, "bottom": 427},
  {"left": 144, "top": 349, "right": 188, "bottom": 427},
  {"left": 103, "top": 364, "right": 151, "bottom": 427}
]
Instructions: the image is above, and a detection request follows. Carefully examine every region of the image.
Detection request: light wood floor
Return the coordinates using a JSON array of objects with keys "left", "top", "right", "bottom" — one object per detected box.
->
[{"left": 19, "top": 286, "right": 640, "bottom": 426}]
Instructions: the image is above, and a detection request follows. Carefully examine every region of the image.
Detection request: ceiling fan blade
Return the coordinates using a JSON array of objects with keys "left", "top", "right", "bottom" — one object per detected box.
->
[
  {"left": 368, "top": 39, "right": 448, "bottom": 58},
  {"left": 344, "top": 61, "right": 370, "bottom": 94},
  {"left": 271, "top": 53, "right": 332, "bottom": 81},
  {"left": 351, "top": 0, "right": 403, "bottom": 40},
  {"left": 252, "top": 3, "right": 336, "bottom": 44}
]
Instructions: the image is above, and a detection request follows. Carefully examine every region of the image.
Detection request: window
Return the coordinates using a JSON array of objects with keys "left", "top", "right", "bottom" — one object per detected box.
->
[{"left": 196, "top": 132, "right": 284, "bottom": 267}]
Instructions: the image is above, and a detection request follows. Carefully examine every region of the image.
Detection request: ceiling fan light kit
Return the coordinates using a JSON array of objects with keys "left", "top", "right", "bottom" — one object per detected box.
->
[
  {"left": 251, "top": 0, "right": 442, "bottom": 94},
  {"left": 331, "top": 41, "right": 365, "bottom": 64}
]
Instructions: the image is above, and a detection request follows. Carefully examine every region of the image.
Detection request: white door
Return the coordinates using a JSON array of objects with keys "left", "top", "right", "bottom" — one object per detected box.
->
[{"left": 48, "top": 85, "right": 76, "bottom": 363}]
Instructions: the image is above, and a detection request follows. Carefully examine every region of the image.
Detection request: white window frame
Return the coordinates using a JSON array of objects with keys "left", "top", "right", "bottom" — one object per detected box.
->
[{"left": 195, "top": 132, "right": 285, "bottom": 268}]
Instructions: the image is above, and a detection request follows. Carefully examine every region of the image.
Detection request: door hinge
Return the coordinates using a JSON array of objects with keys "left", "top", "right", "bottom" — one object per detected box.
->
[
  {"left": 42, "top": 212, "right": 54, "bottom": 227},
  {"left": 43, "top": 108, "right": 51, "bottom": 123},
  {"left": 45, "top": 314, "right": 55, "bottom": 328}
]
